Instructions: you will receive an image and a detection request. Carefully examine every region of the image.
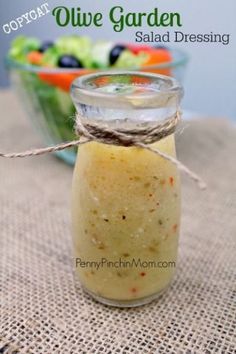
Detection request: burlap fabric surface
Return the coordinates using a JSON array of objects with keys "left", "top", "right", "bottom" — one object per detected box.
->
[{"left": 0, "top": 91, "right": 235, "bottom": 354}]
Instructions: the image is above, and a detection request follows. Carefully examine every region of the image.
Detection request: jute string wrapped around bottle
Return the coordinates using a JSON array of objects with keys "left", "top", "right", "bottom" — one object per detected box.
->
[{"left": 0, "top": 111, "right": 206, "bottom": 189}]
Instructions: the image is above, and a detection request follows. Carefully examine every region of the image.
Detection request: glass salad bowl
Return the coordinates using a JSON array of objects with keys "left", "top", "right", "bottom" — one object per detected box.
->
[{"left": 6, "top": 48, "right": 189, "bottom": 165}]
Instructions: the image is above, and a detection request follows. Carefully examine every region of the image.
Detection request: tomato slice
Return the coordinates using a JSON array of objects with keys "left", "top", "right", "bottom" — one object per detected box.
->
[
  {"left": 142, "top": 49, "right": 172, "bottom": 66},
  {"left": 126, "top": 44, "right": 152, "bottom": 54},
  {"left": 38, "top": 70, "right": 94, "bottom": 92},
  {"left": 27, "top": 51, "right": 43, "bottom": 65}
]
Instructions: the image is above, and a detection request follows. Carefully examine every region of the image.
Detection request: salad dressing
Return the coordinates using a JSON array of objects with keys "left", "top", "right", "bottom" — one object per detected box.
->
[
  {"left": 72, "top": 136, "right": 181, "bottom": 302},
  {"left": 71, "top": 72, "right": 183, "bottom": 307}
]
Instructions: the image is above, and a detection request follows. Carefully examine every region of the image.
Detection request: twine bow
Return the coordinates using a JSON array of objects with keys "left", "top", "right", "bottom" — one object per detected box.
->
[{"left": 0, "top": 112, "right": 206, "bottom": 190}]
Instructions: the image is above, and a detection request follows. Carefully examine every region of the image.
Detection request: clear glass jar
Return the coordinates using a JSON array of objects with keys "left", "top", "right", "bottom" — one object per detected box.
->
[{"left": 71, "top": 72, "right": 183, "bottom": 307}]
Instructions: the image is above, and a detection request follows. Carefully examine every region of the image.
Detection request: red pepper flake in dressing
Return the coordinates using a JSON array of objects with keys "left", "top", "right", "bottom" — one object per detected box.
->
[
  {"left": 169, "top": 176, "right": 174, "bottom": 186},
  {"left": 130, "top": 287, "right": 138, "bottom": 294},
  {"left": 140, "top": 272, "right": 146, "bottom": 277},
  {"left": 173, "top": 224, "right": 178, "bottom": 232}
]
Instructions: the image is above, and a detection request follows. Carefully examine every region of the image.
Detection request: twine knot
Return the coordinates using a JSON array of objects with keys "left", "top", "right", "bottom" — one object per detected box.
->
[
  {"left": 0, "top": 111, "right": 206, "bottom": 190},
  {"left": 75, "top": 112, "right": 180, "bottom": 147}
]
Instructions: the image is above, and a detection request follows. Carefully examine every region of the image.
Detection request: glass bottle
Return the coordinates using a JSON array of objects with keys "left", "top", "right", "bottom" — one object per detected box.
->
[{"left": 71, "top": 72, "right": 183, "bottom": 307}]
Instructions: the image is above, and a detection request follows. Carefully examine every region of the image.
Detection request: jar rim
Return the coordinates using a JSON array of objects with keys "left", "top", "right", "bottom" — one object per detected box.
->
[{"left": 71, "top": 71, "right": 183, "bottom": 109}]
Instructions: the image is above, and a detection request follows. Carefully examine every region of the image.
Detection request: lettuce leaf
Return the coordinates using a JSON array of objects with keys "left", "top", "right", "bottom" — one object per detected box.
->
[
  {"left": 114, "top": 50, "right": 148, "bottom": 68},
  {"left": 9, "top": 36, "right": 40, "bottom": 63}
]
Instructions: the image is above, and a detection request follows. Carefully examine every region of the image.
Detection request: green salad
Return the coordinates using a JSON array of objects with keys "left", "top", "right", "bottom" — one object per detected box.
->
[{"left": 7, "top": 35, "right": 172, "bottom": 164}]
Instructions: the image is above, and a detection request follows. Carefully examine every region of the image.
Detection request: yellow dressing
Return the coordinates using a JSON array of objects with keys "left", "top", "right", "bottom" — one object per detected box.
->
[{"left": 72, "top": 134, "right": 181, "bottom": 301}]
